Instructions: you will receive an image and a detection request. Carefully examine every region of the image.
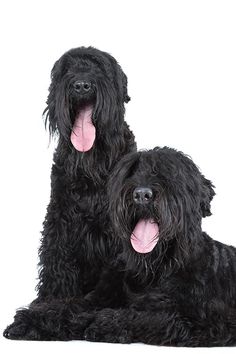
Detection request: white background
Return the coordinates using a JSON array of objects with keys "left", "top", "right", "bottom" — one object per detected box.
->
[{"left": 0, "top": 0, "right": 236, "bottom": 353}]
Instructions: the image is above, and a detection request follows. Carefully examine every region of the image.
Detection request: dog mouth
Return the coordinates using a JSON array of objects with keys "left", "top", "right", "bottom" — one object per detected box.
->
[
  {"left": 130, "top": 218, "right": 160, "bottom": 254},
  {"left": 70, "top": 103, "right": 96, "bottom": 152}
]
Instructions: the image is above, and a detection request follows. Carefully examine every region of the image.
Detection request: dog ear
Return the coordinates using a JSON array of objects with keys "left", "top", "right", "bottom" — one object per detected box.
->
[
  {"left": 50, "top": 58, "right": 67, "bottom": 82},
  {"left": 200, "top": 176, "right": 215, "bottom": 217},
  {"left": 108, "top": 152, "right": 140, "bottom": 196},
  {"left": 103, "top": 52, "right": 130, "bottom": 103},
  {"left": 50, "top": 53, "right": 74, "bottom": 83},
  {"left": 50, "top": 59, "right": 60, "bottom": 81},
  {"left": 122, "top": 72, "right": 130, "bottom": 103},
  {"left": 44, "top": 55, "right": 72, "bottom": 138}
]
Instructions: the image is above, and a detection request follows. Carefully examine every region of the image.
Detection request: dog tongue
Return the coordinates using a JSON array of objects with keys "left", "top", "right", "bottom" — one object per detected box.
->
[
  {"left": 70, "top": 105, "right": 95, "bottom": 152},
  {"left": 131, "top": 219, "right": 159, "bottom": 253}
]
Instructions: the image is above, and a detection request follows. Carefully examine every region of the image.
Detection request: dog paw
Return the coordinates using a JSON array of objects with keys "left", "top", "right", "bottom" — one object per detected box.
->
[
  {"left": 84, "top": 327, "right": 97, "bottom": 342},
  {"left": 84, "top": 325, "right": 131, "bottom": 344},
  {"left": 3, "top": 321, "right": 42, "bottom": 340}
]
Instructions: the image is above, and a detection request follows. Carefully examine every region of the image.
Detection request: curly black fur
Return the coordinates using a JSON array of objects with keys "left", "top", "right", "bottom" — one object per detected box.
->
[
  {"left": 4, "top": 47, "right": 136, "bottom": 341},
  {"left": 102, "top": 147, "right": 235, "bottom": 346}
]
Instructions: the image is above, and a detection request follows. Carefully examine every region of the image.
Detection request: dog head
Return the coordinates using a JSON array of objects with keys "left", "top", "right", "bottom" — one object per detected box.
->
[
  {"left": 108, "top": 147, "right": 215, "bottom": 270},
  {"left": 44, "top": 47, "right": 130, "bottom": 152}
]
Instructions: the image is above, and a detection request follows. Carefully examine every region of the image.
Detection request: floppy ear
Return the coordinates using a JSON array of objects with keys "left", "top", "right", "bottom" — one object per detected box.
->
[
  {"left": 108, "top": 152, "right": 140, "bottom": 197},
  {"left": 50, "top": 55, "right": 71, "bottom": 82},
  {"left": 103, "top": 52, "right": 130, "bottom": 103},
  {"left": 107, "top": 152, "right": 141, "bottom": 232},
  {"left": 43, "top": 55, "right": 72, "bottom": 138},
  {"left": 200, "top": 176, "right": 215, "bottom": 217},
  {"left": 122, "top": 72, "right": 130, "bottom": 103}
]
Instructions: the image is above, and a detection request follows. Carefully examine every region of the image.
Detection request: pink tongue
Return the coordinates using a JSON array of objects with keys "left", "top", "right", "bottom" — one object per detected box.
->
[
  {"left": 131, "top": 219, "right": 159, "bottom": 253},
  {"left": 70, "top": 105, "right": 96, "bottom": 152}
]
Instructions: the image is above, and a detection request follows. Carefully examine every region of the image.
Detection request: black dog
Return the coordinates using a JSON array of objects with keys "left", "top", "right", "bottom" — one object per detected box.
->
[
  {"left": 4, "top": 46, "right": 136, "bottom": 340},
  {"left": 89, "top": 146, "right": 235, "bottom": 347}
]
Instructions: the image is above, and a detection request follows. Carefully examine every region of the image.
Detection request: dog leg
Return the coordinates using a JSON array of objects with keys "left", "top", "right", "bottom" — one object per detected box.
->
[
  {"left": 3, "top": 300, "right": 95, "bottom": 340},
  {"left": 83, "top": 308, "right": 236, "bottom": 346},
  {"left": 83, "top": 308, "right": 186, "bottom": 344}
]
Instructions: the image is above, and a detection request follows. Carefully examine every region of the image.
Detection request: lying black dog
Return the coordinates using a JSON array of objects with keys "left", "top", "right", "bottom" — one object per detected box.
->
[
  {"left": 4, "top": 47, "right": 136, "bottom": 340},
  {"left": 36, "top": 147, "right": 233, "bottom": 346},
  {"left": 97, "top": 146, "right": 235, "bottom": 347}
]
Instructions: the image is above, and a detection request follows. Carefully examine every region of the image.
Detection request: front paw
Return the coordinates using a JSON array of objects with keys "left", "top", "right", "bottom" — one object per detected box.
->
[
  {"left": 3, "top": 307, "right": 49, "bottom": 341},
  {"left": 84, "top": 323, "right": 131, "bottom": 344},
  {"left": 3, "top": 320, "right": 42, "bottom": 340},
  {"left": 83, "top": 308, "right": 133, "bottom": 344}
]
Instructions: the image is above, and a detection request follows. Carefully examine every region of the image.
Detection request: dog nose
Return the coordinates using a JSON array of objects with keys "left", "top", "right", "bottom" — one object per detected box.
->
[
  {"left": 133, "top": 187, "right": 153, "bottom": 205},
  {"left": 73, "top": 80, "right": 92, "bottom": 94}
]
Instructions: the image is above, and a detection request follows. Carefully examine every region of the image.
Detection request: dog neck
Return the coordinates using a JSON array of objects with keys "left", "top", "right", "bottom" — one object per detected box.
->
[{"left": 113, "top": 227, "right": 206, "bottom": 288}]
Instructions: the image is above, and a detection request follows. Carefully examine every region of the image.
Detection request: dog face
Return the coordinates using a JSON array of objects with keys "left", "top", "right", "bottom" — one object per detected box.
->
[
  {"left": 44, "top": 47, "right": 130, "bottom": 152},
  {"left": 109, "top": 147, "right": 215, "bottom": 256}
]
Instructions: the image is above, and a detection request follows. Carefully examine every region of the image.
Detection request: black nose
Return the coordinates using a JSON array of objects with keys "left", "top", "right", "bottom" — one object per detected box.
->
[
  {"left": 73, "top": 80, "right": 92, "bottom": 94},
  {"left": 133, "top": 187, "right": 153, "bottom": 205}
]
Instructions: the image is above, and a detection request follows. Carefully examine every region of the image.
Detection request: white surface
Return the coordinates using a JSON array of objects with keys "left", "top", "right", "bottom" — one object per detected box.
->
[{"left": 0, "top": 0, "right": 236, "bottom": 353}]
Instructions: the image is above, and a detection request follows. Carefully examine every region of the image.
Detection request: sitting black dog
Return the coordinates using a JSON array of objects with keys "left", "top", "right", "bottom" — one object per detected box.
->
[{"left": 4, "top": 47, "right": 136, "bottom": 340}]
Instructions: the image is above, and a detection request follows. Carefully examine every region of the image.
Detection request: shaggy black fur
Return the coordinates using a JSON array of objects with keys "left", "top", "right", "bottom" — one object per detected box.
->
[
  {"left": 3, "top": 47, "right": 136, "bottom": 340},
  {"left": 99, "top": 147, "right": 235, "bottom": 347}
]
